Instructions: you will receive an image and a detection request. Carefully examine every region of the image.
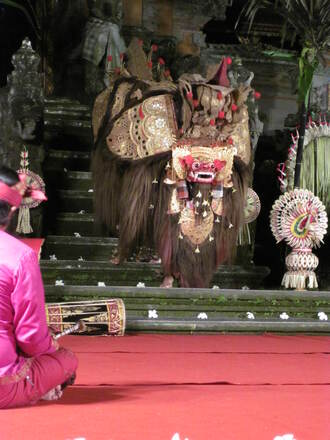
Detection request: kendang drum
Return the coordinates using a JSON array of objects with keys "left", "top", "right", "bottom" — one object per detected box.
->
[{"left": 46, "top": 299, "right": 126, "bottom": 336}]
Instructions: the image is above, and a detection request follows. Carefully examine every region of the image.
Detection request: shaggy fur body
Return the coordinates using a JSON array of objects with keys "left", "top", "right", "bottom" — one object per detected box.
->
[{"left": 92, "top": 78, "right": 249, "bottom": 288}]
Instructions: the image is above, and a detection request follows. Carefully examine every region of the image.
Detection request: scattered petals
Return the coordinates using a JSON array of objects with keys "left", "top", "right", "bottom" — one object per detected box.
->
[
  {"left": 280, "top": 312, "right": 289, "bottom": 320},
  {"left": 241, "top": 285, "right": 250, "bottom": 290},
  {"left": 78, "top": 210, "right": 85, "bottom": 214},
  {"left": 88, "top": 189, "right": 93, "bottom": 193},
  {"left": 97, "top": 282, "right": 106, "bottom": 287},
  {"left": 148, "top": 309, "right": 158, "bottom": 318},
  {"left": 74, "top": 232, "right": 81, "bottom": 237},
  {"left": 137, "top": 282, "right": 145, "bottom": 288},
  {"left": 63, "top": 168, "right": 68, "bottom": 173},
  {"left": 228, "top": 223, "right": 234, "bottom": 229},
  {"left": 197, "top": 312, "right": 208, "bottom": 320},
  {"left": 152, "top": 178, "right": 158, "bottom": 184},
  {"left": 78, "top": 256, "right": 84, "bottom": 261},
  {"left": 158, "top": 57, "right": 165, "bottom": 65},
  {"left": 318, "top": 312, "right": 328, "bottom": 321},
  {"left": 55, "top": 280, "right": 64, "bottom": 286},
  {"left": 171, "top": 433, "right": 189, "bottom": 440},
  {"left": 212, "top": 285, "right": 220, "bottom": 289},
  {"left": 49, "top": 254, "right": 57, "bottom": 261},
  {"left": 246, "top": 312, "right": 255, "bottom": 319},
  {"left": 273, "top": 434, "right": 296, "bottom": 440}
]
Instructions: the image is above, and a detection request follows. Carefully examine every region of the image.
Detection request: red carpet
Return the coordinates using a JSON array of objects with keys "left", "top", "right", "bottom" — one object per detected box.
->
[{"left": 1, "top": 334, "right": 329, "bottom": 440}]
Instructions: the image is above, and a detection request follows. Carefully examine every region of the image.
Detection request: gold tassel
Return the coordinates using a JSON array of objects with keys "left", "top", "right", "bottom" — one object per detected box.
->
[{"left": 16, "top": 206, "right": 33, "bottom": 234}]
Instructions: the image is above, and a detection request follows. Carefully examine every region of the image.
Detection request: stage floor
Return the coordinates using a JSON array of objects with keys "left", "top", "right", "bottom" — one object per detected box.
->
[{"left": 1, "top": 334, "right": 329, "bottom": 440}]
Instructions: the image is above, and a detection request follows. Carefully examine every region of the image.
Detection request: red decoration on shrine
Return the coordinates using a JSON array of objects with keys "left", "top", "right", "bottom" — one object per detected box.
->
[
  {"left": 217, "top": 91, "right": 222, "bottom": 100},
  {"left": 138, "top": 39, "right": 143, "bottom": 47},
  {"left": 254, "top": 91, "right": 261, "bottom": 100},
  {"left": 120, "top": 53, "right": 124, "bottom": 60},
  {"left": 210, "top": 119, "right": 216, "bottom": 126},
  {"left": 151, "top": 44, "right": 158, "bottom": 52},
  {"left": 164, "top": 69, "right": 171, "bottom": 77},
  {"left": 193, "top": 99, "right": 199, "bottom": 108},
  {"left": 107, "top": 55, "right": 113, "bottom": 62},
  {"left": 231, "top": 103, "right": 238, "bottom": 112},
  {"left": 226, "top": 57, "right": 232, "bottom": 65},
  {"left": 158, "top": 57, "right": 165, "bottom": 65},
  {"left": 228, "top": 137, "right": 233, "bottom": 145},
  {"left": 147, "top": 61, "right": 153, "bottom": 69},
  {"left": 115, "top": 67, "right": 121, "bottom": 75},
  {"left": 186, "top": 91, "right": 193, "bottom": 100},
  {"left": 218, "top": 110, "right": 225, "bottom": 119}
]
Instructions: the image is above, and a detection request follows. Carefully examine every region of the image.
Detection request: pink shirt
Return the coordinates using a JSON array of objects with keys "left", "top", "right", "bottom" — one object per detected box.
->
[{"left": 0, "top": 230, "right": 56, "bottom": 381}]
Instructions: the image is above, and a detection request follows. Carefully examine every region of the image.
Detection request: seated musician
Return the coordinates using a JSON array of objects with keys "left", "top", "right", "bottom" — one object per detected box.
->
[{"left": 0, "top": 165, "right": 78, "bottom": 408}]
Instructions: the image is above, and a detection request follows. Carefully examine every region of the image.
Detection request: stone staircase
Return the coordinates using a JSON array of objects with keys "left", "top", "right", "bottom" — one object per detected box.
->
[{"left": 40, "top": 98, "right": 330, "bottom": 334}]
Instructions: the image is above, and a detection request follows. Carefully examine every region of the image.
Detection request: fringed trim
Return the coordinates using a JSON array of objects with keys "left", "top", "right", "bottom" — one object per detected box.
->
[
  {"left": 281, "top": 271, "right": 318, "bottom": 290},
  {"left": 16, "top": 206, "right": 33, "bottom": 234}
]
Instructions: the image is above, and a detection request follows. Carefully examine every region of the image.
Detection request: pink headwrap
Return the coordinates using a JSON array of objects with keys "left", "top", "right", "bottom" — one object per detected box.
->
[{"left": 0, "top": 173, "right": 47, "bottom": 208}]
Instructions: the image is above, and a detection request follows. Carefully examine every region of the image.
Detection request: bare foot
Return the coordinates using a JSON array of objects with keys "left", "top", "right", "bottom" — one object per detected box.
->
[
  {"left": 41, "top": 385, "right": 63, "bottom": 401},
  {"left": 160, "top": 275, "right": 174, "bottom": 288},
  {"left": 110, "top": 256, "right": 120, "bottom": 265}
]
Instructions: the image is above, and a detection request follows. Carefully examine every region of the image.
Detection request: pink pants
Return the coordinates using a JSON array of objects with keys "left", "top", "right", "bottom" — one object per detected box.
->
[{"left": 0, "top": 347, "right": 78, "bottom": 409}]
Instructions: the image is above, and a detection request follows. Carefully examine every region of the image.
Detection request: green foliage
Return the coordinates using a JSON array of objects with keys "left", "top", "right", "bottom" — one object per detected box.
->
[{"left": 237, "top": 0, "right": 330, "bottom": 104}]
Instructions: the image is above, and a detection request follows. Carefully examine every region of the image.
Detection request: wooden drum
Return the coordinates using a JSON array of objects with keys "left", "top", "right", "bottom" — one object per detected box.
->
[{"left": 46, "top": 299, "right": 125, "bottom": 336}]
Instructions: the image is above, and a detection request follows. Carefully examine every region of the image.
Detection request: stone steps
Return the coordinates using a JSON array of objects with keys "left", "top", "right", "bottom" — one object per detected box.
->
[
  {"left": 58, "top": 190, "right": 94, "bottom": 212},
  {"left": 46, "top": 149, "right": 91, "bottom": 171},
  {"left": 44, "top": 285, "right": 330, "bottom": 333},
  {"left": 54, "top": 213, "right": 98, "bottom": 236},
  {"left": 41, "top": 257, "right": 270, "bottom": 289}
]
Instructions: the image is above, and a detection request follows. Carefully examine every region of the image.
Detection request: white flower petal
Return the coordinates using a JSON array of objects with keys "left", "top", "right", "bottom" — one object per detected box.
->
[
  {"left": 78, "top": 256, "right": 84, "bottom": 261},
  {"left": 88, "top": 189, "right": 94, "bottom": 192},
  {"left": 97, "top": 282, "right": 106, "bottom": 287},
  {"left": 241, "top": 285, "right": 250, "bottom": 290},
  {"left": 136, "top": 282, "right": 145, "bottom": 288},
  {"left": 78, "top": 210, "right": 85, "bottom": 214},
  {"left": 318, "top": 312, "right": 328, "bottom": 321},
  {"left": 197, "top": 312, "right": 208, "bottom": 320},
  {"left": 246, "top": 312, "right": 255, "bottom": 320},
  {"left": 55, "top": 280, "right": 64, "bottom": 286},
  {"left": 49, "top": 254, "right": 57, "bottom": 260},
  {"left": 280, "top": 312, "right": 289, "bottom": 320},
  {"left": 74, "top": 232, "right": 81, "bottom": 237},
  {"left": 212, "top": 285, "right": 220, "bottom": 289},
  {"left": 148, "top": 309, "right": 158, "bottom": 319}
]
